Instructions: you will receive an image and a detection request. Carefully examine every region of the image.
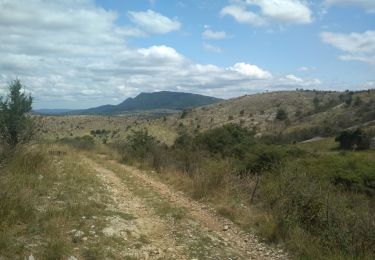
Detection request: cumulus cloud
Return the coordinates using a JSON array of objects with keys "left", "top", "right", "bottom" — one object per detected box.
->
[
  {"left": 321, "top": 31, "right": 375, "bottom": 65},
  {"left": 128, "top": 9, "right": 181, "bottom": 34},
  {"left": 229, "top": 63, "right": 272, "bottom": 79},
  {"left": 202, "top": 29, "right": 227, "bottom": 40},
  {"left": 221, "top": 0, "right": 312, "bottom": 26},
  {"left": 325, "top": 0, "right": 375, "bottom": 13},
  {"left": 286, "top": 74, "right": 303, "bottom": 82},
  {"left": 0, "top": 0, "right": 321, "bottom": 108}
]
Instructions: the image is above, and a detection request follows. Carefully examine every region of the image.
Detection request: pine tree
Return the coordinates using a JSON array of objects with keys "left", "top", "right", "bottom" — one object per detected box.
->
[{"left": 0, "top": 80, "right": 33, "bottom": 147}]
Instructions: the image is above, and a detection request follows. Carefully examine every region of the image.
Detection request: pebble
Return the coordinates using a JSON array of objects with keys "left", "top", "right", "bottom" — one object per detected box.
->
[
  {"left": 27, "top": 254, "right": 35, "bottom": 260},
  {"left": 223, "top": 225, "right": 229, "bottom": 231},
  {"left": 67, "top": 256, "right": 78, "bottom": 260}
]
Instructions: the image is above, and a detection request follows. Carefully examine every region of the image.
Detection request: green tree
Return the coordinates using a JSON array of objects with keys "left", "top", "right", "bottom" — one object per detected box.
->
[
  {"left": 0, "top": 80, "right": 33, "bottom": 147},
  {"left": 335, "top": 128, "right": 370, "bottom": 150}
]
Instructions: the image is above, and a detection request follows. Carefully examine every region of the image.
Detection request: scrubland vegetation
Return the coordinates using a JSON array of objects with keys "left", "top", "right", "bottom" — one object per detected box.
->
[
  {"left": 102, "top": 122, "right": 375, "bottom": 259},
  {"left": 1, "top": 81, "right": 375, "bottom": 259}
]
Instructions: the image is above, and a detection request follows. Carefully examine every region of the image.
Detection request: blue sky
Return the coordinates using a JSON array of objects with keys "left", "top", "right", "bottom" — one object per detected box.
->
[{"left": 0, "top": 0, "right": 374, "bottom": 109}]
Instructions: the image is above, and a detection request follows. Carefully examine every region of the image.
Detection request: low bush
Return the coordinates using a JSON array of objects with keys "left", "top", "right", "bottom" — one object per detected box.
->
[
  {"left": 259, "top": 167, "right": 375, "bottom": 259},
  {"left": 335, "top": 128, "right": 370, "bottom": 150},
  {"left": 59, "top": 135, "right": 95, "bottom": 150},
  {"left": 195, "top": 123, "right": 255, "bottom": 158}
]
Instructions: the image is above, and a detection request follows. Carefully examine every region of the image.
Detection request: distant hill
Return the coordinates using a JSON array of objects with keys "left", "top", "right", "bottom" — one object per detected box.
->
[
  {"left": 33, "top": 109, "right": 74, "bottom": 115},
  {"left": 66, "top": 91, "right": 222, "bottom": 115},
  {"left": 159, "top": 89, "right": 375, "bottom": 142}
]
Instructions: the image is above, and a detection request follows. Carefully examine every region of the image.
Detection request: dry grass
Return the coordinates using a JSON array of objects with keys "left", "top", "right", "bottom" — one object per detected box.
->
[{"left": 0, "top": 144, "right": 134, "bottom": 259}]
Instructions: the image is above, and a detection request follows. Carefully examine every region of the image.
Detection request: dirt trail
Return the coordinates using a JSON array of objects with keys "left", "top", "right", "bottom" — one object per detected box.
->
[{"left": 83, "top": 155, "right": 288, "bottom": 259}]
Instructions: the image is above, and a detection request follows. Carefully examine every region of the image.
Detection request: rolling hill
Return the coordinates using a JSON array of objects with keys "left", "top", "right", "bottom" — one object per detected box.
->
[
  {"left": 156, "top": 89, "right": 375, "bottom": 142},
  {"left": 64, "top": 91, "right": 222, "bottom": 115},
  {"left": 36, "top": 89, "right": 375, "bottom": 145}
]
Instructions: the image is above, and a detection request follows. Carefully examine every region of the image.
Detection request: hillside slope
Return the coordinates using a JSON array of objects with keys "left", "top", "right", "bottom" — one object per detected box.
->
[
  {"left": 36, "top": 90, "right": 375, "bottom": 145},
  {"left": 66, "top": 91, "right": 222, "bottom": 115},
  {"left": 158, "top": 89, "right": 375, "bottom": 142}
]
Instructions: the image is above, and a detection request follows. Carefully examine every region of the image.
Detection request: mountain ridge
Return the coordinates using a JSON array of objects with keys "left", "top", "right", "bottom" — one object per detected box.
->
[{"left": 35, "top": 91, "right": 223, "bottom": 115}]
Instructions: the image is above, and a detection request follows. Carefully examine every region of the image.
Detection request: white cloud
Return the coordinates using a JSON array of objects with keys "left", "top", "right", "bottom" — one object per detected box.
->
[
  {"left": 321, "top": 31, "right": 375, "bottom": 65},
  {"left": 298, "top": 66, "right": 316, "bottom": 71},
  {"left": 137, "top": 45, "right": 184, "bottom": 63},
  {"left": 202, "top": 29, "right": 227, "bottom": 40},
  {"left": 0, "top": 0, "right": 322, "bottom": 108},
  {"left": 221, "top": 4, "right": 266, "bottom": 26},
  {"left": 229, "top": 62, "right": 272, "bottom": 79},
  {"left": 286, "top": 74, "right": 303, "bottom": 82},
  {"left": 203, "top": 43, "right": 223, "bottom": 53},
  {"left": 325, "top": 0, "right": 375, "bottom": 12},
  {"left": 282, "top": 74, "right": 322, "bottom": 86},
  {"left": 128, "top": 9, "right": 181, "bottom": 34},
  {"left": 221, "top": 0, "right": 312, "bottom": 26}
]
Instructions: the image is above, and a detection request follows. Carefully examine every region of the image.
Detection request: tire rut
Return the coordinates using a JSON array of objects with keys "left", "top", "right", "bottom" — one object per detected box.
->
[{"left": 83, "top": 156, "right": 288, "bottom": 260}]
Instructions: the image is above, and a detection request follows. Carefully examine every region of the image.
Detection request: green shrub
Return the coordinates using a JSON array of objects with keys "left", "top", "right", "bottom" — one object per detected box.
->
[
  {"left": 335, "top": 128, "right": 370, "bottom": 150},
  {"left": 126, "top": 129, "right": 158, "bottom": 162},
  {"left": 195, "top": 123, "right": 254, "bottom": 158},
  {"left": 276, "top": 108, "right": 288, "bottom": 121},
  {"left": 259, "top": 168, "right": 375, "bottom": 259}
]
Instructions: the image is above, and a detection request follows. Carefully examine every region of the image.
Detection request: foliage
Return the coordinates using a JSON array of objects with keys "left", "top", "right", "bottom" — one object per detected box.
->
[
  {"left": 126, "top": 128, "right": 158, "bottom": 162},
  {"left": 0, "top": 80, "right": 33, "bottom": 147},
  {"left": 90, "top": 129, "right": 110, "bottom": 144},
  {"left": 260, "top": 167, "right": 375, "bottom": 259},
  {"left": 195, "top": 123, "right": 254, "bottom": 158},
  {"left": 108, "top": 121, "right": 375, "bottom": 259},
  {"left": 276, "top": 108, "right": 288, "bottom": 121},
  {"left": 335, "top": 128, "right": 370, "bottom": 150}
]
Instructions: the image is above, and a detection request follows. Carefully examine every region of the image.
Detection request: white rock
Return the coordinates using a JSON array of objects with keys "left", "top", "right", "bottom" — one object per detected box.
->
[
  {"left": 27, "top": 254, "right": 35, "bottom": 260},
  {"left": 74, "top": 230, "right": 84, "bottom": 237},
  {"left": 67, "top": 256, "right": 78, "bottom": 260},
  {"left": 102, "top": 227, "right": 115, "bottom": 237},
  {"left": 223, "top": 225, "right": 229, "bottom": 231}
]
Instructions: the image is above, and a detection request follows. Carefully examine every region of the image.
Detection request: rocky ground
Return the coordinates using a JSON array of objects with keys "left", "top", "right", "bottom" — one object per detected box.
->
[{"left": 80, "top": 155, "right": 288, "bottom": 259}]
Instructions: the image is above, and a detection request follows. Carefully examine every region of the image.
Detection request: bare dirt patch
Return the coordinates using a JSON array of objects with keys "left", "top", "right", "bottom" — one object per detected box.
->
[{"left": 83, "top": 156, "right": 288, "bottom": 259}]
